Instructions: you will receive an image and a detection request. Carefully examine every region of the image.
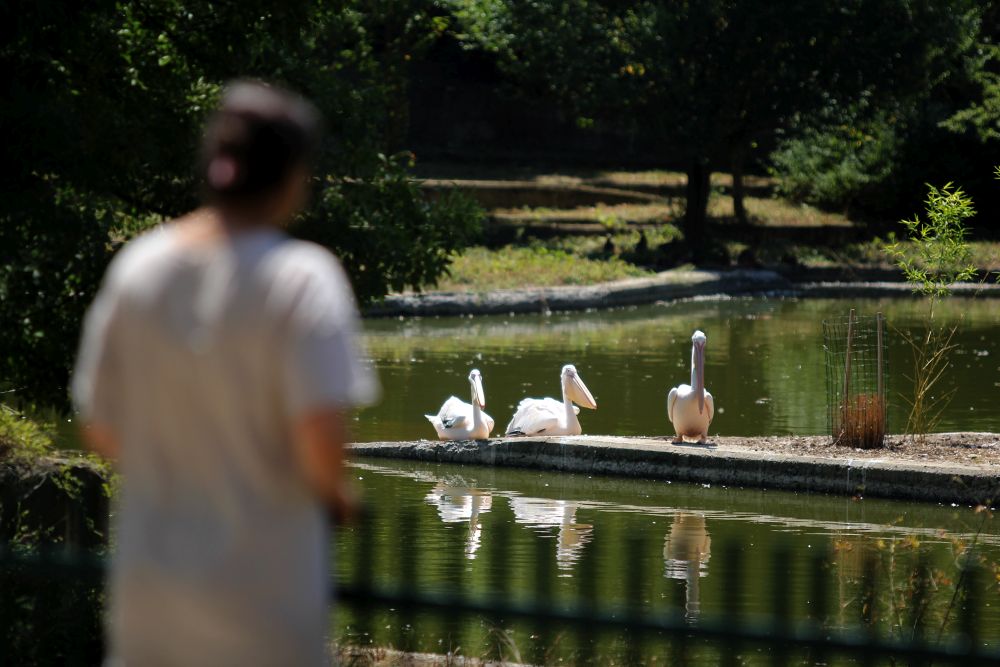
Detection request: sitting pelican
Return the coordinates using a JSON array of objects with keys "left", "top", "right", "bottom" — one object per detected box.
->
[
  {"left": 505, "top": 364, "right": 597, "bottom": 436},
  {"left": 425, "top": 369, "right": 494, "bottom": 440},
  {"left": 667, "top": 330, "right": 715, "bottom": 443}
]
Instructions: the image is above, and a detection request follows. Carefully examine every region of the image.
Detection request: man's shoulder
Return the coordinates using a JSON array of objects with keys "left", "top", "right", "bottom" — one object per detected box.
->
[
  {"left": 268, "top": 238, "right": 347, "bottom": 285},
  {"left": 103, "top": 225, "right": 177, "bottom": 288}
]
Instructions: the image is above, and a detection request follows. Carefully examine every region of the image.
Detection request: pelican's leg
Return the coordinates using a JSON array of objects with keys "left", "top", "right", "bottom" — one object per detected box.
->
[
  {"left": 697, "top": 432, "right": 708, "bottom": 444},
  {"left": 672, "top": 430, "right": 684, "bottom": 444}
]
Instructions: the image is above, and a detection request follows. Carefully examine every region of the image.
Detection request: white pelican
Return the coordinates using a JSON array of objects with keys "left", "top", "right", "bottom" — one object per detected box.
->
[
  {"left": 425, "top": 369, "right": 494, "bottom": 440},
  {"left": 667, "top": 330, "right": 715, "bottom": 443},
  {"left": 505, "top": 364, "right": 597, "bottom": 436}
]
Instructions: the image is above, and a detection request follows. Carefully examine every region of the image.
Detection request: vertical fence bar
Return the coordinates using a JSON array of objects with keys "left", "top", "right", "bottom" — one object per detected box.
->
[
  {"left": 959, "top": 560, "right": 980, "bottom": 659},
  {"left": 807, "top": 546, "right": 830, "bottom": 667},
  {"left": 908, "top": 554, "right": 930, "bottom": 667},
  {"left": 354, "top": 502, "right": 376, "bottom": 650},
  {"left": 445, "top": 514, "right": 467, "bottom": 659},
  {"left": 770, "top": 544, "right": 792, "bottom": 667},
  {"left": 575, "top": 536, "right": 598, "bottom": 665},
  {"left": 671, "top": 583, "right": 689, "bottom": 666},
  {"left": 486, "top": 516, "right": 510, "bottom": 663},
  {"left": 531, "top": 531, "right": 554, "bottom": 666},
  {"left": 722, "top": 542, "right": 744, "bottom": 667},
  {"left": 625, "top": 534, "right": 646, "bottom": 667},
  {"left": 395, "top": 507, "right": 418, "bottom": 654},
  {"left": 670, "top": 535, "right": 690, "bottom": 666},
  {"left": 860, "top": 551, "right": 878, "bottom": 667}
]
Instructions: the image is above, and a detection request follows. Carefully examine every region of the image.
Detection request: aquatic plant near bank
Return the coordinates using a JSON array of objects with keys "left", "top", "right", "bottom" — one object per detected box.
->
[{"left": 885, "top": 182, "right": 979, "bottom": 442}]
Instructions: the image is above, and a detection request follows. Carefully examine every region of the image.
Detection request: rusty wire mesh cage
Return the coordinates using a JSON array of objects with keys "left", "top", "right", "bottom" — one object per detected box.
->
[{"left": 823, "top": 310, "right": 889, "bottom": 449}]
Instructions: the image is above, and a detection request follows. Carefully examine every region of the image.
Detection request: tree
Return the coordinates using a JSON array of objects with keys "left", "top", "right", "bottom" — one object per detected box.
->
[
  {"left": 453, "top": 0, "right": 980, "bottom": 258},
  {"left": 0, "top": 0, "right": 480, "bottom": 408}
]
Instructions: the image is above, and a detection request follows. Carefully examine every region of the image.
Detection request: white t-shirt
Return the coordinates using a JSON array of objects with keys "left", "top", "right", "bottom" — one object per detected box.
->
[{"left": 72, "top": 224, "right": 379, "bottom": 666}]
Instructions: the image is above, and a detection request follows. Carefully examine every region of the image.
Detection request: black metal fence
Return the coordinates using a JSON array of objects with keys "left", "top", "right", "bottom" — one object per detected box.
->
[{"left": 3, "top": 507, "right": 999, "bottom": 666}]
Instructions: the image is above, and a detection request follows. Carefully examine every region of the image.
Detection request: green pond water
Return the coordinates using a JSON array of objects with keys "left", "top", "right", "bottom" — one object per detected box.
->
[
  {"left": 357, "top": 296, "right": 1000, "bottom": 442},
  {"left": 335, "top": 458, "right": 1000, "bottom": 663}
]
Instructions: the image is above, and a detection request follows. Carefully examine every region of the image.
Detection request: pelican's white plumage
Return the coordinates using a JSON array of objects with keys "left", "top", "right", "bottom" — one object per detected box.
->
[
  {"left": 426, "top": 369, "right": 494, "bottom": 440},
  {"left": 506, "top": 364, "right": 597, "bottom": 436},
  {"left": 667, "top": 330, "right": 715, "bottom": 443}
]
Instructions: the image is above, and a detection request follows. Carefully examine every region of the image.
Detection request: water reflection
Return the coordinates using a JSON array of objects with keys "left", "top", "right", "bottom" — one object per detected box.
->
[
  {"left": 342, "top": 459, "right": 1000, "bottom": 647},
  {"left": 424, "top": 478, "right": 493, "bottom": 559},
  {"left": 663, "top": 513, "right": 712, "bottom": 620},
  {"left": 509, "top": 497, "right": 594, "bottom": 571}
]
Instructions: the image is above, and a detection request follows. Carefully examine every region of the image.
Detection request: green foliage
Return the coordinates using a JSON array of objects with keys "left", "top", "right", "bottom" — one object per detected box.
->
[
  {"left": 771, "top": 111, "right": 902, "bottom": 211},
  {"left": 299, "top": 153, "right": 484, "bottom": 302},
  {"left": 885, "top": 184, "right": 977, "bottom": 297},
  {"left": 773, "top": 4, "right": 996, "bottom": 220},
  {"left": 453, "top": 0, "right": 981, "bottom": 249},
  {"left": 1, "top": 0, "right": 482, "bottom": 409},
  {"left": 885, "top": 180, "right": 980, "bottom": 442},
  {"left": 943, "top": 35, "right": 1000, "bottom": 142}
]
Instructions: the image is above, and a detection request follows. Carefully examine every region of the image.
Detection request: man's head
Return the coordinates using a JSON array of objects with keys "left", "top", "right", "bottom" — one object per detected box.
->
[{"left": 200, "top": 80, "right": 321, "bottom": 222}]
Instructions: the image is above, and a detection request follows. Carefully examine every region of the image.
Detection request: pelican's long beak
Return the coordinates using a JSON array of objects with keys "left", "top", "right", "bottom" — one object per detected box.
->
[
  {"left": 569, "top": 373, "right": 598, "bottom": 410},
  {"left": 695, "top": 344, "right": 706, "bottom": 414},
  {"left": 472, "top": 373, "right": 486, "bottom": 408}
]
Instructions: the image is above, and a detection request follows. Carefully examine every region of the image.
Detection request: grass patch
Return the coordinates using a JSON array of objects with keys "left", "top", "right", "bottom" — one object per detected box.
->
[
  {"left": 437, "top": 245, "right": 654, "bottom": 291},
  {"left": 707, "top": 194, "right": 855, "bottom": 227},
  {"left": 494, "top": 202, "right": 678, "bottom": 224}
]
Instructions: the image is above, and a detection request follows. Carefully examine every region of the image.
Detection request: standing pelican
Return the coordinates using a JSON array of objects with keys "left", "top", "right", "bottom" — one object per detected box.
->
[
  {"left": 667, "top": 330, "right": 715, "bottom": 443},
  {"left": 505, "top": 364, "right": 597, "bottom": 436},
  {"left": 426, "top": 369, "right": 494, "bottom": 440}
]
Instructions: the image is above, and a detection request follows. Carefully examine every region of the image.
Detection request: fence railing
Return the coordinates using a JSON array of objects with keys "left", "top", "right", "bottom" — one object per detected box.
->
[{"left": 3, "top": 507, "right": 1000, "bottom": 666}]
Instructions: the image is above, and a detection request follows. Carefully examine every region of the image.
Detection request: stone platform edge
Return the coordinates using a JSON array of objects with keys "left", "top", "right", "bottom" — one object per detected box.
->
[
  {"left": 363, "top": 268, "right": 1000, "bottom": 318},
  {"left": 348, "top": 436, "right": 1000, "bottom": 506}
]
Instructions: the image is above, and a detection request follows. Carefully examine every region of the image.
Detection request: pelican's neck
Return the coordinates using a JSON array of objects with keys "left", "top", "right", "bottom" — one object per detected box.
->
[
  {"left": 561, "top": 378, "right": 579, "bottom": 428},
  {"left": 470, "top": 385, "right": 483, "bottom": 429},
  {"left": 690, "top": 343, "right": 698, "bottom": 388}
]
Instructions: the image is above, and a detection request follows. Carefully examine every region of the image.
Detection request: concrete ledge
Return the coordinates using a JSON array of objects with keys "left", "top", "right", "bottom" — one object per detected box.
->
[
  {"left": 365, "top": 269, "right": 790, "bottom": 317},
  {"left": 364, "top": 269, "right": 1000, "bottom": 318},
  {"left": 349, "top": 436, "right": 1000, "bottom": 506}
]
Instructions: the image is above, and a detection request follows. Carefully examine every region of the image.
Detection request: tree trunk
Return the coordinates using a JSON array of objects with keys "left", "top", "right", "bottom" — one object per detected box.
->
[
  {"left": 684, "top": 159, "right": 711, "bottom": 261},
  {"left": 731, "top": 153, "right": 747, "bottom": 224}
]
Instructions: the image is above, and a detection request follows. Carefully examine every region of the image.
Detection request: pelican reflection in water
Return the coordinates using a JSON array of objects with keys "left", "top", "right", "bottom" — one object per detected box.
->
[
  {"left": 424, "top": 479, "right": 493, "bottom": 559},
  {"left": 663, "top": 513, "right": 712, "bottom": 620},
  {"left": 509, "top": 497, "right": 593, "bottom": 570}
]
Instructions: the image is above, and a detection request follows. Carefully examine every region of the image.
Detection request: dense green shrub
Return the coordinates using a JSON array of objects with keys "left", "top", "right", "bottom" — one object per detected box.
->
[
  {"left": 0, "top": 1, "right": 481, "bottom": 409},
  {"left": 770, "top": 111, "right": 902, "bottom": 213}
]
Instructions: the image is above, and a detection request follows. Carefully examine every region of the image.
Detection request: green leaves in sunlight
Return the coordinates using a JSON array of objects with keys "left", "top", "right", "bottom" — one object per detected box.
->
[{"left": 885, "top": 183, "right": 977, "bottom": 297}]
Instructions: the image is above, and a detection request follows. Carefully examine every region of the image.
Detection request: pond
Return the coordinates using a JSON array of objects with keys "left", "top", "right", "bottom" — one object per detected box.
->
[
  {"left": 358, "top": 296, "right": 1000, "bottom": 442},
  {"left": 335, "top": 458, "right": 1000, "bottom": 663}
]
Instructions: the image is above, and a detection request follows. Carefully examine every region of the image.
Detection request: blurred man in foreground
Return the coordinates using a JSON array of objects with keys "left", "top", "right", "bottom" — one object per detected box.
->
[{"left": 73, "top": 81, "right": 379, "bottom": 666}]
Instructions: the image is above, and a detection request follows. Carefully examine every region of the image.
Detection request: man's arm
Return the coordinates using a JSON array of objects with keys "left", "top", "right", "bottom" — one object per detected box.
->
[{"left": 292, "top": 407, "right": 359, "bottom": 524}]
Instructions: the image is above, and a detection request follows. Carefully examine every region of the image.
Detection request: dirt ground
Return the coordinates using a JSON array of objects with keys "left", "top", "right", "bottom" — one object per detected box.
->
[{"left": 701, "top": 432, "right": 1000, "bottom": 467}]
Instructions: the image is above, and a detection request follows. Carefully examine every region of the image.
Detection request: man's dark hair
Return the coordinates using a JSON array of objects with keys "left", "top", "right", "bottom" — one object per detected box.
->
[{"left": 200, "top": 80, "right": 321, "bottom": 204}]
